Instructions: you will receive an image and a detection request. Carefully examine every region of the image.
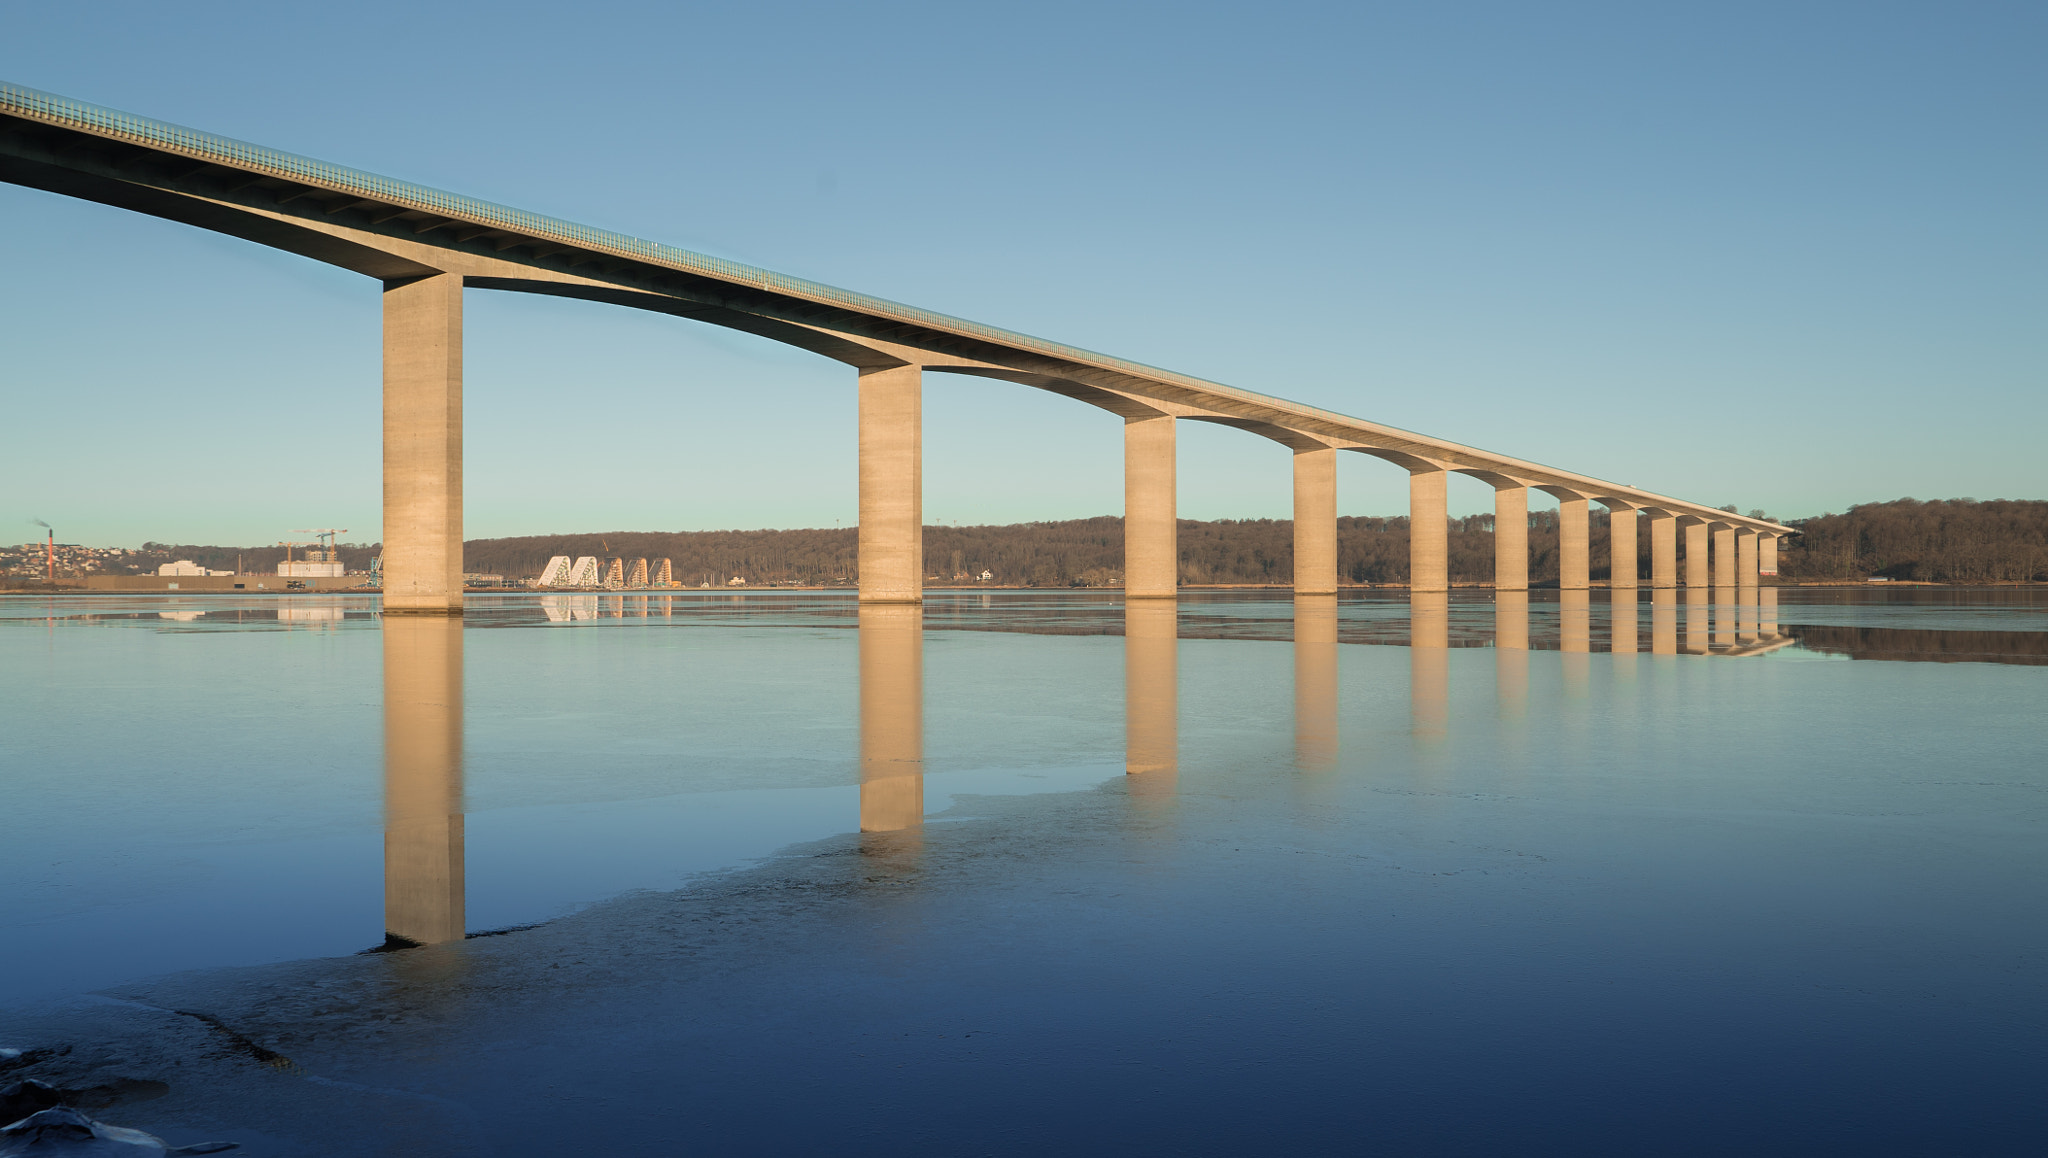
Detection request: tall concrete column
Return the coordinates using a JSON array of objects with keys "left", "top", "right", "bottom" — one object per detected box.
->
[
  {"left": 1409, "top": 467, "right": 1448, "bottom": 592},
  {"left": 858, "top": 603, "right": 923, "bottom": 833},
  {"left": 1760, "top": 533, "right": 1780, "bottom": 580},
  {"left": 1557, "top": 495, "right": 1589, "bottom": 591},
  {"left": 1648, "top": 511, "right": 1677, "bottom": 590},
  {"left": 1125, "top": 415, "right": 1177, "bottom": 598},
  {"left": 1493, "top": 484, "right": 1528, "bottom": 592},
  {"left": 1292, "top": 447, "right": 1338, "bottom": 596},
  {"left": 1683, "top": 520, "right": 1710, "bottom": 588},
  {"left": 858, "top": 365, "right": 922, "bottom": 604},
  {"left": 1737, "top": 529, "right": 1759, "bottom": 587},
  {"left": 1607, "top": 505, "right": 1639, "bottom": 590},
  {"left": 383, "top": 273, "right": 465, "bottom": 616},
  {"left": 383, "top": 615, "right": 464, "bottom": 946},
  {"left": 1712, "top": 526, "right": 1736, "bottom": 587}
]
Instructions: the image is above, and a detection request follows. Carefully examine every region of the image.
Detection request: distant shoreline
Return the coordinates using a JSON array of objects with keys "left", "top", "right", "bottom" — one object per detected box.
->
[{"left": 5, "top": 579, "right": 2038, "bottom": 597}]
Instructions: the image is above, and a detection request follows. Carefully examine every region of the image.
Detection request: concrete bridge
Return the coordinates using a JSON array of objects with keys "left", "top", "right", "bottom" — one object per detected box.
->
[{"left": 1, "top": 81, "right": 1792, "bottom": 610}]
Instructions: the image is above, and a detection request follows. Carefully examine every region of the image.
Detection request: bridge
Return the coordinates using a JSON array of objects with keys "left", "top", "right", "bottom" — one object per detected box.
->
[{"left": 1, "top": 80, "right": 1793, "bottom": 612}]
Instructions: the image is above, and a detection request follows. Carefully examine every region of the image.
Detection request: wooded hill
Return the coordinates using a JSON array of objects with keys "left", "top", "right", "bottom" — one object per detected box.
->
[
  {"left": 115, "top": 498, "right": 2046, "bottom": 587},
  {"left": 1777, "top": 499, "right": 2048, "bottom": 582},
  {"left": 461, "top": 513, "right": 1608, "bottom": 587}
]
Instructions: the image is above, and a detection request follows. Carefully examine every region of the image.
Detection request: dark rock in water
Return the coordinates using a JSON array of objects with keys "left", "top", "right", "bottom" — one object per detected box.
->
[
  {"left": 1, "top": 1080, "right": 67, "bottom": 1127},
  {"left": 4, "top": 1079, "right": 171, "bottom": 1128},
  {"left": 0, "top": 1052, "right": 65, "bottom": 1077},
  {"left": 0, "top": 1106, "right": 235, "bottom": 1155}
]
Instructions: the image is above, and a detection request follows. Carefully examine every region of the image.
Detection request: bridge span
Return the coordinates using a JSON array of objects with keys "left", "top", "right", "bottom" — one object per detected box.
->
[{"left": 1, "top": 81, "right": 1792, "bottom": 611}]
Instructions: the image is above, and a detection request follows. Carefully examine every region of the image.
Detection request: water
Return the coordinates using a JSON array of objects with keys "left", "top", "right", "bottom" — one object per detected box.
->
[{"left": 2, "top": 588, "right": 2044, "bottom": 1154}]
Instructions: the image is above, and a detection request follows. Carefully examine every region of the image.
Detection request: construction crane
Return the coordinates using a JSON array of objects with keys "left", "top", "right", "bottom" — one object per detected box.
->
[{"left": 290, "top": 529, "right": 349, "bottom": 564}]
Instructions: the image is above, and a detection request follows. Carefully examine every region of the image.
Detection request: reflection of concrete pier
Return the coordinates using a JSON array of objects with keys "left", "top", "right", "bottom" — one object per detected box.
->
[
  {"left": 383, "top": 616, "right": 465, "bottom": 946},
  {"left": 1560, "top": 589, "right": 1591, "bottom": 654},
  {"left": 1293, "top": 596, "right": 1338, "bottom": 771},
  {"left": 1410, "top": 592, "right": 1449, "bottom": 740},
  {"left": 1611, "top": 590, "right": 1639, "bottom": 655},
  {"left": 1125, "top": 601, "right": 1179, "bottom": 787},
  {"left": 1494, "top": 591, "right": 1528, "bottom": 718},
  {"left": 1652, "top": 589, "right": 1678, "bottom": 656},
  {"left": 858, "top": 604, "right": 923, "bottom": 833},
  {"left": 1713, "top": 586, "right": 1737, "bottom": 649},
  {"left": 1684, "top": 588, "right": 1710, "bottom": 655}
]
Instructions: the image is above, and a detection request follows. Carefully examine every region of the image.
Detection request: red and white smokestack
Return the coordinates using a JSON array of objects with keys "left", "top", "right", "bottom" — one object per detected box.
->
[{"left": 46, "top": 528, "right": 54, "bottom": 584}]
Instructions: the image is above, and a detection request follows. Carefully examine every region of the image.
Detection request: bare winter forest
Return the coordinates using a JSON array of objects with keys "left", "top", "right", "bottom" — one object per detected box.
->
[{"left": 93, "top": 498, "right": 2045, "bottom": 587}]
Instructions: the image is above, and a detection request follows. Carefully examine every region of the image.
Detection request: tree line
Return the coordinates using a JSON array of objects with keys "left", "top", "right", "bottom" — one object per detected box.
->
[
  {"left": 459, "top": 511, "right": 1614, "bottom": 587},
  {"left": 116, "top": 498, "right": 2045, "bottom": 587},
  {"left": 1777, "top": 499, "right": 2048, "bottom": 582}
]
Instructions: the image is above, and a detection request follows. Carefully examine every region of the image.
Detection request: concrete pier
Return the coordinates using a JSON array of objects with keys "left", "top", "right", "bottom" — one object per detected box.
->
[
  {"left": 1126, "top": 416, "right": 1178, "bottom": 599},
  {"left": 383, "top": 615, "right": 465, "bottom": 945},
  {"left": 1494, "top": 484, "right": 1529, "bottom": 592},
  {"left": 858, "top": 365, "right": 923, "bottom": 604},
  {"left": 1713, "top": 526, "right": 1737, "bottom": 588},
  {"left": 1649, "top": 512, "right": 1678, "bottom": 590},
  {"left": 1292, "top": 448, "right": 1338, "bottom": 596},
  {"left": 858, "top": 603, "right": 923, "bottom": 832},
  {"left": 1409, "top": 468, "right": 1449, "bottom": 593},
  {"left": 1760, "top": 533, "right": 1780, "bottom": 580},
  {"left": 382, "top": 274, "right": 465, "bottom": 616},
  {"left": 1608, "top": 505, "right": 1639, "bottom": 590},
  {"left": 1556, "top": 494, "right": 1590, "bottom": 591},
  {"left": 1737, "top": 529, "right": 1760, "bottom": 587}
]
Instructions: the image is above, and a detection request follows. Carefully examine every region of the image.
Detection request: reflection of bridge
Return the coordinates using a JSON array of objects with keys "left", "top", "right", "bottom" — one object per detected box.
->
[
  {"left": 381, "top": 590, "right": 1790, "bottom": 945},
  {"left": 3, "top": 81, "right": 1792, "bottom": 613}
]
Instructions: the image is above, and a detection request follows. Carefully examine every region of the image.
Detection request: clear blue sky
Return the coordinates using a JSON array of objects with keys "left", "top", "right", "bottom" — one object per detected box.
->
[{"left": 4, "top": 1, "right": 2042, "bottom": 548}]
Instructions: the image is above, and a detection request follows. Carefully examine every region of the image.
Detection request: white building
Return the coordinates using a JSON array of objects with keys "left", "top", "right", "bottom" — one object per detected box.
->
[
  {"left": 534, "top": 556, "right": 602, "bottom": 587},
  {"left": 158, "top": 560, "right": 232, "bottom": 576},
  {"left": 278, "top": 560, "right": 345, "bottom": 577}
]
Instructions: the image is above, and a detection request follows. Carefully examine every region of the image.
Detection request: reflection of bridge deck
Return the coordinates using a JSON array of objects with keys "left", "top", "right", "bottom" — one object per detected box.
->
[{"left": 2, "top": 80, "right": 1789, "bottom": 613}]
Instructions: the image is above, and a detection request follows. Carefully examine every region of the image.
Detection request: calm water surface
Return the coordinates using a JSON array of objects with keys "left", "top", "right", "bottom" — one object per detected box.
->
[{"left": 2, "top": 588, "right": 2043, "bottom": 1155}]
